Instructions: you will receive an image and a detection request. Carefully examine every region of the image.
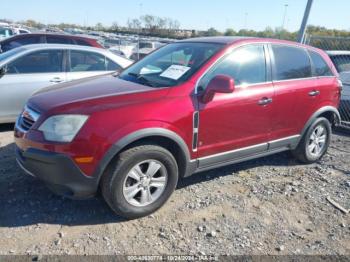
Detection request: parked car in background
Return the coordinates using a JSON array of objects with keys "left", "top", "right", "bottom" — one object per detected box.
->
[
  {"left": 0, "top": 44, "right": 133, "bottom": 123},
  {"left": 0, "top": 27, "right": 16, "bottom": 39},
  {"left": 109, "top": 40, "right": 137, "bottom": 59},
  {"left": 14, "top": 37, "right": 341, "bottom": 219},
  {"left": 327, "top": 51, "right": 350, "bottom": 128},
  {"left": 17, "top": 28, "right": 31, "bottom": 34},
  {"left": 130, "top": 41, "right": 165, "bottom": 61},
  {"left": 0, "top": 33, "right": 104, "bottom": 53}
]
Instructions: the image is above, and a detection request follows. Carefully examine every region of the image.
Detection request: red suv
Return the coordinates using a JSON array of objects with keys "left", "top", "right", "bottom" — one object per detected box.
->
[{"left": 14, "top": 37, "right": 341, "bottom": 218}]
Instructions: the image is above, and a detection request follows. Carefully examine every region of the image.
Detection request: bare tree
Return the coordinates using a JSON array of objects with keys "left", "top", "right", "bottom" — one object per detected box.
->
[{"left": 110, "top": 22, "right": 119, "bottom": 31}]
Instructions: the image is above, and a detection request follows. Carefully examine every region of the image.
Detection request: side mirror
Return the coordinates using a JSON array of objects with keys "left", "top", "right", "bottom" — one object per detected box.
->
[
  {"left": 201, "top": 75, "right": 235, "bottom": 103},
  {"left": 0, "top": 67, "right": 7, "bottom": 79}
]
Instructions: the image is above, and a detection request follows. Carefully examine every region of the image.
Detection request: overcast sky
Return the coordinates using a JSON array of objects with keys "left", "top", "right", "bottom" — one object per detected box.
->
[{"left": 2, "top": 0, "right": 349, "bottom": 32}]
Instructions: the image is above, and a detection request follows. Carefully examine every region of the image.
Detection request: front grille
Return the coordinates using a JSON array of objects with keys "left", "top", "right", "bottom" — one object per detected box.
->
[{"left": 17, "top": 106, "right": 40, "bottom": 132}]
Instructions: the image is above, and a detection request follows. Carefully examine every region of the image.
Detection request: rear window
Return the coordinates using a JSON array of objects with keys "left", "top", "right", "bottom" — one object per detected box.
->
[
  {"left": 272, "top": 45, "right": 312, "bottom": 81},
  {"left": 309, "top": 51, "right": 333, "bottom": 77}
]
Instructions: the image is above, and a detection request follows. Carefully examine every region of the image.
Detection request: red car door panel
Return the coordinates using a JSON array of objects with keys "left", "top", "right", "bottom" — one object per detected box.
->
[{"left": 198, "top": 83, "right": 274, "bottom": 158}]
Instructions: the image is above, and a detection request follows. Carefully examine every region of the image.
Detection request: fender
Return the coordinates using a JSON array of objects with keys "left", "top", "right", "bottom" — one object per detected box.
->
[
  {"left": 93, "top": 128, "right": 196, "bottom": 181},
  {"left": 300, "top": 106, "right": 341, "bottom": 138}
]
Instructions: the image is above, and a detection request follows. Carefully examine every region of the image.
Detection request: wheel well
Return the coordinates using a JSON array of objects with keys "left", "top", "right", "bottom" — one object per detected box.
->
[
  {"left": 118, "top": 136, "right": 188, "bottom": 178},
  {"left": 319, "top": 111, "right": 338, "bottom": 126}
]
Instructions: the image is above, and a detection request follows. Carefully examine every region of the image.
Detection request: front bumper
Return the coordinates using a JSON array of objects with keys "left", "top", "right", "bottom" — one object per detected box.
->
[{"left": 16, "top": 146, "right": 98, "bottom": 199}]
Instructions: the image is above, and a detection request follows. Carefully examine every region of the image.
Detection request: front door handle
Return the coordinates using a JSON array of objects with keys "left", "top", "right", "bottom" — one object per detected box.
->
[
  {"left": 50, "top": 77, "right": 64, "bottom": 83},
  {"left": 258, "top": 97, "right": 273, "bottom": 106},
  {"left": 309, "top": 90, "right": 320, "bottom": 97}
]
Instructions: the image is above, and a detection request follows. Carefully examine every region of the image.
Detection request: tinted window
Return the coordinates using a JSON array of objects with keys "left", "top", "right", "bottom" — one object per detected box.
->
[
  {"left": 1, "top": 36, "right": 41, "bottom": 52},
  {"left": 106, "top": 58, "right": 122, "bottom": 71},
  {"left": 70, "top": 50, "right": 106, "bottom": 72},
  {"left": 330, "top": 55, "right": 350, "bottom": 73},
  {"left": 7, "top": 50, "right": 63, "bottom": 74},
  {"left": 309, "top": 51, "right": 333, "bottom": 76},
  {"left": 200, "top": 45, "right": 266, "bottom": 87},
  {"left": 46, "top": 36, "right": 72, "bottom": 44},
  {"left": 272, "top": 45, "right": 312, "bottom": 80}
]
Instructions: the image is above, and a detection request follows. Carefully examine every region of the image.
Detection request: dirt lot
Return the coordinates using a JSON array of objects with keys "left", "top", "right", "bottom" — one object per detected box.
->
[{"left": 0, "top": 124, "right": 349, "bottom": 256}]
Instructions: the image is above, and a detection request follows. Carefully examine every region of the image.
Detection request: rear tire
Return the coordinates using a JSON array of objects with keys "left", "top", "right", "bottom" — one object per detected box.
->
[
  {"left": 292, "top": 117, "right": 331, "bottom": 163},
  {"left": 101, "top": 144, "right": 178, "bottom": 219}
]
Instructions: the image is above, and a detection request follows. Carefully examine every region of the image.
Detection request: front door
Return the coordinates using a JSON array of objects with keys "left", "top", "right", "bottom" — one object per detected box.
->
[
  {"left": 196, "top": 44, "right": 274, "bottom": 168},
  {"left": 0, "top": 49, "right": 66, "bottom": 122}
]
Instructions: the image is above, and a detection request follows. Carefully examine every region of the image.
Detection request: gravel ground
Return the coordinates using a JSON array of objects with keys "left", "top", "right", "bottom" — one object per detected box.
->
[{"left": 0, "top": 123, "right": 349, "bottom": 256}]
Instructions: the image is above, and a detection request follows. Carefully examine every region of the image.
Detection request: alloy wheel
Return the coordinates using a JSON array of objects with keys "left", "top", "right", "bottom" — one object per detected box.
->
[
  {"left": 122, "top": 160, "right": 168, "bottom": 207},
  {"left": 308, "top": 124, "right": 328, "bottom": 157}
]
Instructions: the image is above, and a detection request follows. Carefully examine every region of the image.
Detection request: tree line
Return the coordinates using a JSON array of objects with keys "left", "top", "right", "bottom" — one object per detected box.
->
[{"left": 1, "top": 17, "right": 350, "bottom": 41}]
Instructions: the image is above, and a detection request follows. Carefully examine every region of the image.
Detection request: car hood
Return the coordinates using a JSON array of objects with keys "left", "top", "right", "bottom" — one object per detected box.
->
[{"left": 28, "top": 74, "right": 161, "bottom": 113}]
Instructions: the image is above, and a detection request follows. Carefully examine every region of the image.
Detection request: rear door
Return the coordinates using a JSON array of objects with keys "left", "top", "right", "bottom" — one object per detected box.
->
[
  {"left": 269, "top": 44, "right": 316, "bottom": 141},
  {"left": 66, "top": 50, "right": 115, "bottom": 81},
  {"left": 0, "top": 49, "right": 66, "bottom": 121}
]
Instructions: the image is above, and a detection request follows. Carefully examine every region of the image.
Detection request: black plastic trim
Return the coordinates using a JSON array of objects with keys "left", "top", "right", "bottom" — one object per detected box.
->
[
  {"left": 196, "top": 147, "right": 288, "bottom": 173},
  {"left": 301, "top": 106, "right": 341, "bottom": 137},
  {"left": 16, "top": 147, "right": 98, "bottom": 199},
  {"left": 94, "top": 128, "right": 195, "bottom": 181}
]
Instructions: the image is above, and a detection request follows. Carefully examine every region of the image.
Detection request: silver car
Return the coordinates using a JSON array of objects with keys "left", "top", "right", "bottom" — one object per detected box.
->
[
  {"left": 327, "top": 51, "right": 350, "bottom": 128},
  {"left": 0, "top": 44, "right": 133, "bottom": 123}
]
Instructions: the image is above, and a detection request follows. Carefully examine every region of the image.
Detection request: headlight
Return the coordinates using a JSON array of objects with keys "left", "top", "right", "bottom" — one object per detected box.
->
[{"left": 39, "top": 115, "right": 89, "bottom": 143}]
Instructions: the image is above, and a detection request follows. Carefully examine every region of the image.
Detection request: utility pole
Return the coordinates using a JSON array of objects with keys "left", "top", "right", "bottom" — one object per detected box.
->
[
  {"left": 297, "top": 0, "right": 314, "bottom": 43},
  {"left": 281, "top": 4, "right": 289, "bottom": 30},
  {"left": 244, "top": 12, "right": 248, "bottom": 30}
]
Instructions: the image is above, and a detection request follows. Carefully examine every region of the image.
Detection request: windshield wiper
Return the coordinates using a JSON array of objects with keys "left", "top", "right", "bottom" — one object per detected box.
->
[{"left": 128, "top": 72, "right": 157, "bottom": 87}]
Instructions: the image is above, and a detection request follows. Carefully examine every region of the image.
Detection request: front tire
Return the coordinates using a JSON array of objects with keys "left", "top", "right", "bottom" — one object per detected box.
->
[
  {"left": 292, "top": 117, "right": 331, "bottom": 163},
  {"left": 101, "top": 144, "right": 178, "bottom": 219}
]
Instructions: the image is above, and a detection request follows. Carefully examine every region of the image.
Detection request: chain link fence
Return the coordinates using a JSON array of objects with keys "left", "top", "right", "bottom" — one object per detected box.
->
[{"left": 305, "top": 35, "right": 350, "bottom": 129}]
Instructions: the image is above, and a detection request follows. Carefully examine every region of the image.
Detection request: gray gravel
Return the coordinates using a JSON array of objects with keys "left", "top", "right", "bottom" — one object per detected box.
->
[{"left": 0, "top": 123, "right": 349, "bottom": 255}]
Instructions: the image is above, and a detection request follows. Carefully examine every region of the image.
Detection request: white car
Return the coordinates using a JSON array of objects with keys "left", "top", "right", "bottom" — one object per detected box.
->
[
  {"left": 327, "top": 51, "right": 350, "bottom": 127},
  {"left": 0, "top": 44, "right": 133, "bottom": 123}
]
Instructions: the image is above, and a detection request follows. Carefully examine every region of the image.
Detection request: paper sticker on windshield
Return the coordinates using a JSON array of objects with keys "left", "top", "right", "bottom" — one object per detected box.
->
[{"left": 160, "top": 65, "right": 191, "bottom": 80}]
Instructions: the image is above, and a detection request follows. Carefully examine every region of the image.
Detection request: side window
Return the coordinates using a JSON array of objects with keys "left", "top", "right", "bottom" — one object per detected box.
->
[
  {"left": 309, "top": 51, "right": 333, "bottom": 77},
  {"left": 272, "top": 45, "right": 312, "bottom": 81},
  {"left": 46, "top": 36, "right": 72, "bottom": 44},
  {"left": 69, "top": 50, "right": 106, "bottom": 72},
  {"left": 75, "top": 39, "right": 90, "bottom": 47},
  {"left": 200, "top": 45, "right": 266, "bottom": 88},
  {"left": 7, "top": 50, "right": 64, "bottom": 74},
  {"left": 3, "top": 36, "right": 41, "bottom": 52},
  {"left": 106, "top": 58, "right": 122, "bottom": 71}
]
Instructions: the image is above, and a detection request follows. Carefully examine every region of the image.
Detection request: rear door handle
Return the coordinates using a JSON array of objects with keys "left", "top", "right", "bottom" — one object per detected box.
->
[
  {"left": 258, "top": 97, "right": 273, "bottom": 106},
  {"left": 50, "top": 77, "right": 64, "bottom": 83},
  {"left": 309, "top": 90, "right": 320, "bottom": 97}
]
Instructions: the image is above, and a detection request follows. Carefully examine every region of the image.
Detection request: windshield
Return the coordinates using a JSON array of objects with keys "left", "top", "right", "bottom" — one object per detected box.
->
[{"left": 119, "top": 42, "right": 224, "bottom": 87}]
